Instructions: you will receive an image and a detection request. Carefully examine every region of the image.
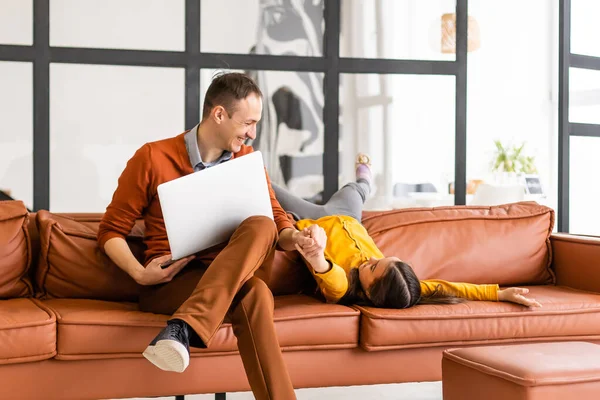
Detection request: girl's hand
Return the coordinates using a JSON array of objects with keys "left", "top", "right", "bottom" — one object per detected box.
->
[
  {"left": 295, "top": 224, "right": 330, "bottom": 273},
  {"left": 498, "top": 287, "right": 542, "bottom": 308},
  {"left": 298, "top": 225, "right": 327, "bottom": 259}
]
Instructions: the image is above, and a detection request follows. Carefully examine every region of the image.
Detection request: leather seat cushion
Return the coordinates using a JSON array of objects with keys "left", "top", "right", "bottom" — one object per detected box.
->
[
  {"left": 357, "top": 286, "right": 600, "bottom": 351},
  {"left": 0, "top": 298, "right": 56, "bottom": 364},
  {"left": 43, "top": 294, "right": 359, "bottom": 360}
]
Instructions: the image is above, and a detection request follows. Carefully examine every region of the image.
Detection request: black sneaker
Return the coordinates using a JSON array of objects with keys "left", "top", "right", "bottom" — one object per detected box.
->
[{"left": 143, "top": 319, "right": 190, "bottom": 373}]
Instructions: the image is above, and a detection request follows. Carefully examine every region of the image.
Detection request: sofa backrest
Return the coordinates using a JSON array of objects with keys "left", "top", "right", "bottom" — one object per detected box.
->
[
  {"left": 0, "top": 201, "right": 34, "bottom": 298},
  {"left": 361, "top": 202, "right": 555, "bottom": 286},
  {"left": 34, "top": 211, "right": 144, "bottom": 301},
  {"left": 26, "top": 210, "right": 313, "bottom": 301},
  {"left": 0, "top": 200, "right": 554, "bottom": 302}
]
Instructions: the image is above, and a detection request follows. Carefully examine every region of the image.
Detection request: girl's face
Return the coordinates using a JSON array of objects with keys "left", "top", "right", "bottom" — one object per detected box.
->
[{"left": 358, "top": 256, "right": 401, "bottom": 297}]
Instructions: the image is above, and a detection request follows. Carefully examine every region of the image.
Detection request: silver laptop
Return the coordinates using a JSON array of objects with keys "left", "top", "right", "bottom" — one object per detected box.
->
[{"left": 157, "top": 151, "right": 273, "bottom": 263}]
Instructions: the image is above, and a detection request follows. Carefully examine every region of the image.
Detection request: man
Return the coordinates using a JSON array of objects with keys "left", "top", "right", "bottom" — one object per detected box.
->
[{"left": 98, "top": 73, "right": 313, "bottom": 400}]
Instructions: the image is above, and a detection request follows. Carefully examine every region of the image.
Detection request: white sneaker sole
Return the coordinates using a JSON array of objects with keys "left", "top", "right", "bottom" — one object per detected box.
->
[{"left": 142, "top": 339, "right": 190, "bottom": 373}]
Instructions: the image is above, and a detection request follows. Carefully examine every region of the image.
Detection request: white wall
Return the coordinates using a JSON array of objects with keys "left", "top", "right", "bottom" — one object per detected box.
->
[
  {"left": 0, "top": 61, "right": 33, "bottom": 209},
  {"left": 49, "top": 63, "right": 184, "bottom": 212},
  {"left": 0, "top": 1, "right": 33, "bottom": 208},
  {"left": 200, "top": 0, "right": 259, "bottom": 54},
  {"left": 0, "top": 0, "right": 32, "bottom": 45},
  {"left": 50, "top": 0, "right": 184, "bottom": 51}
]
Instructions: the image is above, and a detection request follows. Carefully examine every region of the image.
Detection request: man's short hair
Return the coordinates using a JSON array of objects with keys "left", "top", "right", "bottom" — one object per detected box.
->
[{"left": 202, "top": 72, "right": 263, "bottom": 118}]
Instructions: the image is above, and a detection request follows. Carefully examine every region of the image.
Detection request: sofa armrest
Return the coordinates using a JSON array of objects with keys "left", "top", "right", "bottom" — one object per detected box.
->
[{"left": 551, "top": 233, "right": 600, "bottom": 292}]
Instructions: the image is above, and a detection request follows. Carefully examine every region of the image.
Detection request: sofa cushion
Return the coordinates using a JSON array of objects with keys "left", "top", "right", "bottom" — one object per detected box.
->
[
  {"left": 0, "top": 200, "right": 33, "bottom": 298},
  {"left": 266, "top": 250, "right": 316, "bottom": 296},
  {"left": 35, "top": 211, "right": 143, "bottom": 301},
  {"left": 43, "top": 294, "right": 359, "bottom": 360},
  {"left": 0, "top": 298, "right": 56, "bottom": 364},
  {"left": 356, "top": 285, "right": 600, "bottom": 351},
  {"left": 32, "top": 211, "right": 317, "bottom": 298},
  {"left": 362, "top": 202, "right": 554, "bottom": 286}
]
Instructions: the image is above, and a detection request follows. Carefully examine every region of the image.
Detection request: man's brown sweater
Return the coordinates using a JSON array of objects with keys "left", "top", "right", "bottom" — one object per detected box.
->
[{"left": 97, "top": 132, "right": 294, "bottom": 263}]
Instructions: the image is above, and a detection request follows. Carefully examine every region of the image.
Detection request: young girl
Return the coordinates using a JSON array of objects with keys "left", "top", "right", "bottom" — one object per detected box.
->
[{"left": 273, "top": 154, "right": 542, "bottom": 309}]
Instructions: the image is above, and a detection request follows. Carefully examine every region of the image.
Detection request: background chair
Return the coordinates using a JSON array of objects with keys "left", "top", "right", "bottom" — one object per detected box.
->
[{"left": 393, "top": 182, "right": 438, "bottom": 197}]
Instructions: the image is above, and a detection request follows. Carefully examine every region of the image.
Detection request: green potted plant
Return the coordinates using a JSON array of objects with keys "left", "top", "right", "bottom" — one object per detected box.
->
[{"left": 491, "top": 140, "right": 538, "bottom": 183}]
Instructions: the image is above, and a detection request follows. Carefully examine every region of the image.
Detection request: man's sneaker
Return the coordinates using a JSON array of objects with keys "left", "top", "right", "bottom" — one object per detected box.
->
[{"left": 143, "top": 319, "right": 190, "bottom": 373}]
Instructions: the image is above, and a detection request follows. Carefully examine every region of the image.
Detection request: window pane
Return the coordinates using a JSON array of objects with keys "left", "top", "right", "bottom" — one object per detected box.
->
[
  {"left": 0, "top": 61, "right": 33, "bottom": 209},
  {"left": 50, "top": 0, "right": 184, "bottom": 51},
  {"left": 340, "top": 0, "right": 458, "bottom": 60},
  {"left": 467, "top": 0, "right": 555, "bottom": 209},
  {"left": 0, "top": 0, "right": 33, "bottom": 45},
  {"left": 200, "top": 0, "right": 324, "bottom": 56},
  {"left": 571, "top": 0, "right": 600, "bottom": 57},
  {"left": 340, "top": 73, "right": 456, "bottom": 210},
  {"left": 570, "top": 136, "right": 600, "bottom": 236},
  {"left": 200, "top": 69, "right": 324, "bottom": 200},
  {"left": 570, "top": 67, "right": 600, "bottom": 125},
  {"left": 50, "top": 64, "right": 185, "bottom": 212}
]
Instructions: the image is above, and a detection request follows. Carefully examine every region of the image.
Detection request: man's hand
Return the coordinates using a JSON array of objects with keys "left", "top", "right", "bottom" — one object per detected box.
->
[
  {"left": 498, "top": 287, "right": 542, "bottom": 308},
  {"left": 297, "top": 225, "right": 326, "bottom": 258},
  {"left": 278, "top": 227, "right": 313, "bottom": 251},
  {"left": 295, "top": 225, "right": 330, "bottom": 273},
  {"left": 135, "top": 254, "right": 195, "bottom": 286},
  {"left": 292, "top": 228, "right": 315, "bottom": 249}
]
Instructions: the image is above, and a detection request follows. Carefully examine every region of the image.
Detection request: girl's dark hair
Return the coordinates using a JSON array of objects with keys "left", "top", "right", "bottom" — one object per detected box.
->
[
  {"left": 338, "top": 267, "right": 370, "bottom": 306},
  {"left": 339, "top": 261, "right": 465, "bottom": 308},
  {"left": 202, "top": 72, "right": 263, "bottom": 118}
]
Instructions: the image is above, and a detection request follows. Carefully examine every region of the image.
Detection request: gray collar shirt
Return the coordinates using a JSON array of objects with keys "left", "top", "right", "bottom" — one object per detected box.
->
[{"left": 184, "top": 124, "right": 233, "bottom": 172}]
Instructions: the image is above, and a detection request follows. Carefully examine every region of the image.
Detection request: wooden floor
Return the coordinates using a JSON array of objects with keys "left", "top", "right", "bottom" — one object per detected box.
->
[{"left": 123, "top": 381, "right": 443, "bottom": 400}]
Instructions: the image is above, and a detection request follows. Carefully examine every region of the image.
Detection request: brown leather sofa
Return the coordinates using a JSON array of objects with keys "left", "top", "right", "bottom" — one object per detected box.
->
[{"left": 1, "top": 200, "right": 600, "bottom": 400}]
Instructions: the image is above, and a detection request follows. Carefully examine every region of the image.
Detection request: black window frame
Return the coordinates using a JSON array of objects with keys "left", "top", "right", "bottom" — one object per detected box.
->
[
  {"left": 0, "top": 0, "right": 467, "bottom": 211},
  {"left": 558, "top": 0, "right": 600, "bottom": 232}
]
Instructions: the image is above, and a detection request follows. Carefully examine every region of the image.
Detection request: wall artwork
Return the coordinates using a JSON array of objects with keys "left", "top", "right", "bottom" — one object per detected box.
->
[{"left": 245, "top": 0, "right": 325, "bottom": 200}]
